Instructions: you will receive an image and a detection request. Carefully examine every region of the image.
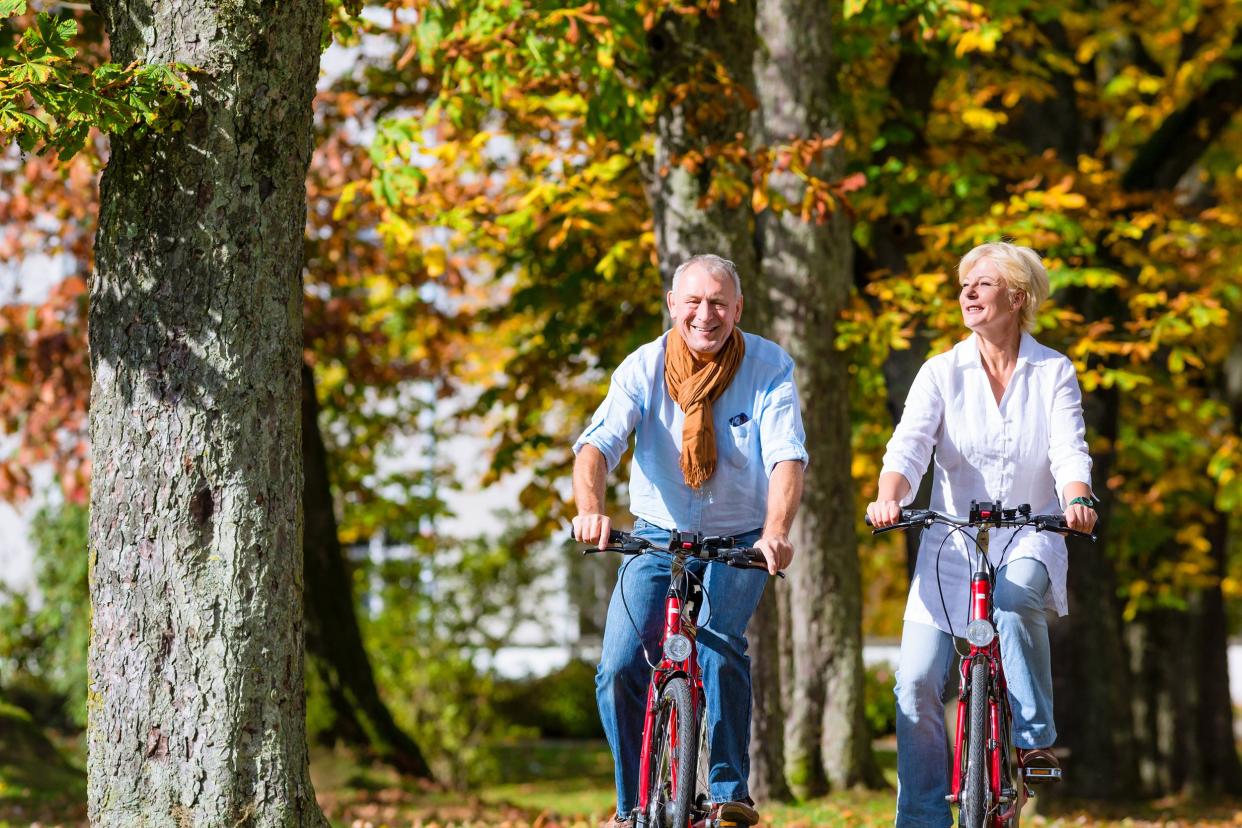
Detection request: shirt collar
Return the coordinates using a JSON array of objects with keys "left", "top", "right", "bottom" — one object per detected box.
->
[{"left": 961, "top": 330, "right": 1034, "bottom": 372}]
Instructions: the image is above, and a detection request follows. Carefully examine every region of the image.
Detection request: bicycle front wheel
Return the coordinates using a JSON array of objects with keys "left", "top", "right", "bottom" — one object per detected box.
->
[
  {"left": 959, "top": 657, "right": 990, "bottom": 828},
  {"left": 647, "top": 676, "right": 697, "bottom": 828}
]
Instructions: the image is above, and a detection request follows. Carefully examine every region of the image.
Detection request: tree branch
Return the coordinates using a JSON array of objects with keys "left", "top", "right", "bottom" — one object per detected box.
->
[{"left": 1122, "top": 34, "right": 1242, "bottom": 193}]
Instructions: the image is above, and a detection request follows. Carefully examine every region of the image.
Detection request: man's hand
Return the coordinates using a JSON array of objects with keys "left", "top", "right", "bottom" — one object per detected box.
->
[
  {"left": 573, "top": 512, "right": 613, "bottom": 550},
  {"left": 754, "top": 533, "right": 793, "bottom": 575}
]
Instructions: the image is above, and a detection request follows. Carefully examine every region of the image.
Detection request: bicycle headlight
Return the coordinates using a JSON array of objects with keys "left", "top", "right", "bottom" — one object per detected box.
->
[
  {"left": 965, "top": 619, "right": 996, "bottom": 648},
  {"left": 663, "top": 634, "right": 692, "bottom": 662}
]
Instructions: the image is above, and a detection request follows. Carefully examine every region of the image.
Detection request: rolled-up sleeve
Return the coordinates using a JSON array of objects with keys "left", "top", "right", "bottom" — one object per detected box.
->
[
  {"left": 758, "top": 360, "right": 809, "bottom": 476},
  {"left": 1047, "top": 357, "right": 1093, "bottom": 503},
  {"left": 881, "top": 361, "right": 943, "bottom": 506},
  {"left": 572, "top": 357, "right": 645, "bottom": 472}
]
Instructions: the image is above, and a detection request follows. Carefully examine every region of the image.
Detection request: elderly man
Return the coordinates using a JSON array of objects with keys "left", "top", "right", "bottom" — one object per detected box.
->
[{"left": 572, "top": 253, "right": 808, "bottom": 828}]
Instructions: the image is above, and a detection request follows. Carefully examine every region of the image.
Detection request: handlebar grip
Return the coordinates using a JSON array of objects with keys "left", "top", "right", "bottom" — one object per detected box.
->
[{"left": 864, "top": 514, "right": 874, "bottom": 527}]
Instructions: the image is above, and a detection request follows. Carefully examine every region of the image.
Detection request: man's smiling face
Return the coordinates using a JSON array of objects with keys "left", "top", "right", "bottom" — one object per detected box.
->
[{"left": 667, "top": 263, "right": 743, "bottom": 355}]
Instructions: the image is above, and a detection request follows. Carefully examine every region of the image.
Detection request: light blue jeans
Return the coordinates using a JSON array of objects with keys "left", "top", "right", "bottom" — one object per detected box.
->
[
  {"left": 894, "top": 558, "right": 1055, "bottom": 828},
  {"left": 596, "top": 519, "right": 767, "bottom": 816}
]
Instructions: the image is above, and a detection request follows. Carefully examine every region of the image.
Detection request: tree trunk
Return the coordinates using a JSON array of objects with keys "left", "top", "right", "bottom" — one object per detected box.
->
[
  {"left": 754, "top": 0, "right": 883, "bottom": 793},
  {"left": 87, "top": 0, "right": 326, "bottom": 822},
  {"left": 747, "top": 586, "right": 791, "bottom": 803},
  {"left": 1196, "top": 510, "right": 1242, "bottom": 794},
  {"left": 647, "top": 0, "right": 759, "bottom": 296},
  {"left": 857, "top": 43, "right": 940, "bottom": 581},
  {"left": 646, "top": 0, "right": 770, "bottom": 799},
  {"left": 301, "top": 364, "right": 432, "bottom": 778},
  {"left": 1125, "top": 513, "right": 1241, "bottom": 798},
  {"left": 1046, "top": 385, "right": 1139, "bottom": 800}
]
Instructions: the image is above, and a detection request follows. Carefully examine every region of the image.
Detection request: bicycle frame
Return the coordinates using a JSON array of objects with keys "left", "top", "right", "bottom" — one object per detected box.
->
[
  {"left": 948, "top": 530, "right": 1020, "bottom": 828},
  {"left": 636, "top": 553, "right": 704, "bottom": 826}
]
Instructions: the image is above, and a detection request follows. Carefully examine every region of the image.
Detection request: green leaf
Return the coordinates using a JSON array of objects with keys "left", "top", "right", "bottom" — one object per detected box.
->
[{"left": 0, "top": 0, "right": 26, "bottom": 17}]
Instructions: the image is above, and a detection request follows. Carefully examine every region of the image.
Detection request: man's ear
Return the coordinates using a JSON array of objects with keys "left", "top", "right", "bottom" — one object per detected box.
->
[
  {"left": 666, "top": 290, "right": 676, "bottom": 317},
  {"left": 736, "top": 294, "right": 744, "bottom": 321}
]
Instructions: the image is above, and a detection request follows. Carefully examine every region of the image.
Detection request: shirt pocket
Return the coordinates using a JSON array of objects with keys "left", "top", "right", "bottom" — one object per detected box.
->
[{"left": 722, "top": 419, "right": 754, "bottom": 468}]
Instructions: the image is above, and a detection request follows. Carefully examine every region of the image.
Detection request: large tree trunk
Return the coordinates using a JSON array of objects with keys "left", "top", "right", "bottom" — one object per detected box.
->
[
  {"left": 1124, "top": 512, "right": 1242, "bottom": 798},
  {"left": 1046, "top": 386, "right": 1139, "bottom": 800},
  {"left": 645, "top": 0, "right": 769, "bottom": 800},
  {"left": 301, "top": 364, "right": 432, "bottom": 778},
  {"left": 746, "top": 588, "right": 791, "bottom": 802},
  {"left": 856, "top": 43, "right": 941, "bottom": 580},
  {"left": 647, "top": 0, "right": 759, "bottom": 296},
  {"left": 87, "top": 0, "right": 326, "bottom": 822},
  {"left": 1195, "top": 512, "right": 1242, "bottom": 794},
  {"left": 754, "top": 0, "right": 883, "bottom": 794}
]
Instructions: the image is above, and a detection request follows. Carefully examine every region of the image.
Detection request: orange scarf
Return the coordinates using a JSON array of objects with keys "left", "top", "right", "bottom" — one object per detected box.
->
[{"left": 664, "top": 326, "right": 746, "bottom": 489}]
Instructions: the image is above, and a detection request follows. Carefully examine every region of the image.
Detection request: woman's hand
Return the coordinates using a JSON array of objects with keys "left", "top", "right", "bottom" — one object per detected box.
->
[
  {"left": 866, "top": 499, "right": 903, "bottom": 529},
  {"left": 1063, "top": 501, "right": 1097, "bottom": 533}
]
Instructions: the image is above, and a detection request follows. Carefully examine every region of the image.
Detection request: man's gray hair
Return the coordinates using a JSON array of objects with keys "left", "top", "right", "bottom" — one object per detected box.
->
[{"left": 671, "top": 254, "right": 742, "bottom": 297}]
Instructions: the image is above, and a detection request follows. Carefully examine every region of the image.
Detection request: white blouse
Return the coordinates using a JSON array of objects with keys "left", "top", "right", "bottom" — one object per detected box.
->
[{"left": 881, "top": 332, "right": 1093, "bottom": 635}]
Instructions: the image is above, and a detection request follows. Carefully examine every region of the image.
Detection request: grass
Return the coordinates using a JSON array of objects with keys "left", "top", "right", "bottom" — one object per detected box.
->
[{"left": 0, "top": 702, "right": 86, "bottom": 828}]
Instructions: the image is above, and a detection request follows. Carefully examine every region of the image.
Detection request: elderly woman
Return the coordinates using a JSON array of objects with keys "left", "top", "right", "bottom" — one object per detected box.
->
[{"left": 866, "top": 242, "right": 1098, "bottom": 828}]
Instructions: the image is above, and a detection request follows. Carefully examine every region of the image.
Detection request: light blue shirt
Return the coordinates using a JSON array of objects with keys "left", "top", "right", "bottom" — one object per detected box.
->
[{"left": 573, "top": 331, "right": 809, "bottom": 536}]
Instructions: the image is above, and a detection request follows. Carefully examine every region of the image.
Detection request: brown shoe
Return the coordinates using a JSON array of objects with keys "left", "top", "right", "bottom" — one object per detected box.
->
[
  {"left": 1018, "top": 747, "right": 1060, "bottom": 770},
  {"left": 1019, "top": 747, "right": 1062, "bottom": 785},
  {"left": 711, "top": 800, "right": 759, "bottom": 828},
  {"left": 601, "top": 814, "right": 633, "bottom": 828}
]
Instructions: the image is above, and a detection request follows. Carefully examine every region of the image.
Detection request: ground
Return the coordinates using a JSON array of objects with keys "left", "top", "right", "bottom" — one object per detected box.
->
[{"left": 0, "top": 719, "right": 1237, "bottom": 828}]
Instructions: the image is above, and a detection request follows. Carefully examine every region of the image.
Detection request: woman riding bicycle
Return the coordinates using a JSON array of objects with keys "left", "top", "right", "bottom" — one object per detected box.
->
[{"left": 865, "top": 242, "right": 1098, "bottom": 828}]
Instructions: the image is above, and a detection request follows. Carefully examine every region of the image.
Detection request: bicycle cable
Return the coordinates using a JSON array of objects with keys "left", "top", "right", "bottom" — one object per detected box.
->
[
  {"left": 617, "top": 551, "right": 664, "bottom": 671},
  {"left": 935, "top": 515, "right": 1044, "bottom": 659},
  {"left": 933, "top": 523, "right": 989, "bottom": 658},
  {"left": 613, "top": 539, "right": 733, "bottom": 671}
]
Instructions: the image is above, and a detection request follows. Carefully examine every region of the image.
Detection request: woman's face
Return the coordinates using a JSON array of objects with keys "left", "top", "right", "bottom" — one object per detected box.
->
[{"left": 959, "top": 258, "right": 1023, "bottom": 338}]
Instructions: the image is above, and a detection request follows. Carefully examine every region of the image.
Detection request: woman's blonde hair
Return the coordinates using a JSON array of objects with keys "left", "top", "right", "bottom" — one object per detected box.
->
[{"left": 958, "top": 242, "right": 1049, "bottom": 333}]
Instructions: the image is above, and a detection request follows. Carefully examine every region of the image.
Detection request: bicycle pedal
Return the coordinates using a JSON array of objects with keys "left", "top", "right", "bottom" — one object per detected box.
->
[{"left": 1022, "top": 766, "right": 1062, "bottom": 783}]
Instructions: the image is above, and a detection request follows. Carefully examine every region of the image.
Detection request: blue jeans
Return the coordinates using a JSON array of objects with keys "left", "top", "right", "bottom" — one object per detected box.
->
[
  {"left": 894, "top": 558, "right": 1055, "bottom": 828},
  {"left": 596, "top": 519, "right": 767, "bottom": 816}
]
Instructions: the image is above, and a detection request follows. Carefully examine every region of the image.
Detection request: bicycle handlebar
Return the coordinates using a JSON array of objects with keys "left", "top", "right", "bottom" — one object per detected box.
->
[
  {"left": 864, "top": 505, "right": 1097, "bottom": 543},
  {"left": 570, "top": 529, "right": 780, "bottom": 575}
]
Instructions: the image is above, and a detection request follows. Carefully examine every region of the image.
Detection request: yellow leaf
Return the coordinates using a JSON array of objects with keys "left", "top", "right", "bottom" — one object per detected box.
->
[
  {"left": 425, "top": 247, "right": 447, "bottom": 277},
  {"left": 752, "top": 187, "right": 769, "bottom": 213}
]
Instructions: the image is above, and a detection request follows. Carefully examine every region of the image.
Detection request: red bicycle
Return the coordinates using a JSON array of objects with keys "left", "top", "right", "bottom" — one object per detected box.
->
[
  {"left": 867, "top": 501, "right": 1095, "bottom": 828},
  {"left": 581, "top": 529, "right": 772, "bottom": 828}
]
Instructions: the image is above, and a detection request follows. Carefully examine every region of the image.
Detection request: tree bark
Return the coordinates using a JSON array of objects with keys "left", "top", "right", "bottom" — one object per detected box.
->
[
  {"left": 1196, "top": 511, "right": 1242, "bottom": 793},
  {"left": 645, "top": 0, "right": 772, "bottom": 800},
  {"left": 87, "top": 0, "right": 326, "bottom": 822},
  {"left": 1047, "top": 385, "right": 1139, "bottom": 800},
  {"left": 647, "top": 0, "right": 759, "bottom": 296},
  {"left": 1124, "top": 518, "right": 1242, "bottom": 798},
  {"left": 301, "top": 364, "right": 432, "bottom": 778},
  {"left": 747, "top": 586, "right": 791, "bottom": 803},
  {"left": 855, "top": 42, "right": 941, "bottom": 580},
  {"left": 754, "top": 0, "right": 883, "bottom": 794}
]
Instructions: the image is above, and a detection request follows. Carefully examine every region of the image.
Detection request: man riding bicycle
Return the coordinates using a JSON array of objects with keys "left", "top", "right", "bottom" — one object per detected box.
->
[{"left": 572, "top": 254, "right": 808, "bottom": 828}]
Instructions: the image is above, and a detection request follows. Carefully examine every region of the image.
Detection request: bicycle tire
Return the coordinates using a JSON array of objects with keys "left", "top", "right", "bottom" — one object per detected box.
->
[
  {"left": 646, "top": 676, "right": 697, "bottom": 828},
  {"left": 959, "top": 657, "right": 990, "bottom": 828}
]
